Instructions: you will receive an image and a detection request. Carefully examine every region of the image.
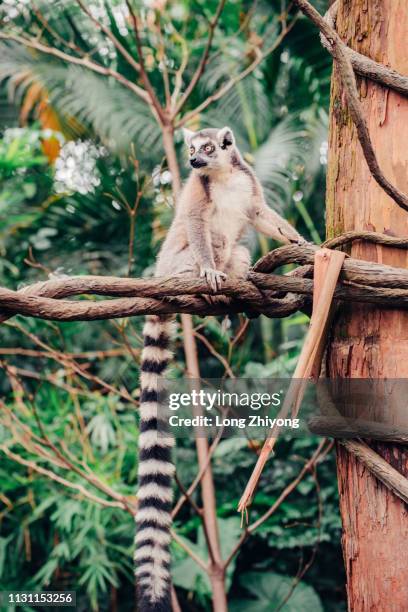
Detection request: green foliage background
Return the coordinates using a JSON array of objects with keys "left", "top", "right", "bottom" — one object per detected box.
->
[{"left": 0, "top": 1, "right": 345, "bottom": 610}]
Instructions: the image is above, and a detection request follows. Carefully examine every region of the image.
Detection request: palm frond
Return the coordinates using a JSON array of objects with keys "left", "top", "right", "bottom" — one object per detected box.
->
[
  {"left": 254, "top": 116, "right": 307, "bottom": 210},
  {"left": 51, "top": 66, "right": 161, "bottom": 154},
  {"left": 0, "top": 42, "right": 161, "bottom": 156},
  {"left": 203, "top": 72, "right": 270, "bottom": 150}
]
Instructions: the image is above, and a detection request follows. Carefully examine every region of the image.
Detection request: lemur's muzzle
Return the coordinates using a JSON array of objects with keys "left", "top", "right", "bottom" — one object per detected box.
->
[{"left": 190, "top": 158, "right": 207, "bottom": 168}]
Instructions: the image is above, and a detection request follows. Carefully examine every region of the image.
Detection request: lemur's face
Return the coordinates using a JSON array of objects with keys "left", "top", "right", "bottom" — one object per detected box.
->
[{"left": 183, "top": 127, "right": 235, "bottom": 173}]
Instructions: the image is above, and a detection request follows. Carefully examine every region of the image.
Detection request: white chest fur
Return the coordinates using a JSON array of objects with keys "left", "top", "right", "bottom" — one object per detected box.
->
[{"left": 210, "top": 172, "right": 252, "bottom": 241}]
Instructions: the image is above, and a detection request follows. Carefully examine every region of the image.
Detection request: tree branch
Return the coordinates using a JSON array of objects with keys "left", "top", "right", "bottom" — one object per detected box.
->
[
  {"left": 171, "top": 530, "right": 208, "bottom": 572},
  {"left": 0, "top": 32, "right": 150, "bottom": 104},
  {"left": 0, "top": 396, "right": 136, "bottom": 515},
  {"left": 0, "top": 347, "right": 130, "bottom": 359},
  {"left": 171, "top": 30, "right": 190, "bottom": 108},
  {"left": 172, "top": 428, "right": 224, "bottom": 518},
  {"left": 74, "top": 0, "right": 142, "bottom": 74},
  {"left": 173, "top": 0, "right": 227, "bottom": 115},
  {"left": 0, "top": 445, "right": 126, "bottom": 510},
  {"left": 155, "top": 14, "right": 172, "bottom": 109},
  {"left": 223, "top": 439, "right": 328, "bottom": 569},
  {"left": 176, "top": 14, "right": 299, "bottom": 128},
  {"left": 193, "top": 330, "right": 235, "bottom": 378},
  {"left": 32, "top": 3, "right": 85, "bottom": 54},
  {"left": 5, "top": 321, "right": 136, "bottom": 404},
  {"left": 124, "top": 0, "right": 165, "bottom": 122}
]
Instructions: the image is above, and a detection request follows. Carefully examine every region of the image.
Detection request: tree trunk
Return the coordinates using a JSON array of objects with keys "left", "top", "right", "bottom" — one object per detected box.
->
[{"left": 326, "top": 1, "right": 408, "bottom": 610}]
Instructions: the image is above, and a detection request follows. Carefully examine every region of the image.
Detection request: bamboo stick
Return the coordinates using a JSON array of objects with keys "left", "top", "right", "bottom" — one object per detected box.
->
[{"left": 237, "top": 248, "right": 346, "bottom": 513}]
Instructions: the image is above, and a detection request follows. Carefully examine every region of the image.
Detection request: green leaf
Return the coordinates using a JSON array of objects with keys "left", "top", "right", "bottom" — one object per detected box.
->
[
  {"left": 172, "top": 517, "right": 242, "bottom": 597},
  {"left": 230, "top": 571, "right": 323, "bottom": 612},
  {"left": 0, "top": 536, "right": 12, "bottom": 576},
  {"left": 213, "top": 438, "right": 248, "bottom": 458}
]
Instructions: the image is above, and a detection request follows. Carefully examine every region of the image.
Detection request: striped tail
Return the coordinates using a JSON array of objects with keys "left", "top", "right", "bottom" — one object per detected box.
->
[{"left": 135, "top": 315, "right": 175, "bottom": 611}]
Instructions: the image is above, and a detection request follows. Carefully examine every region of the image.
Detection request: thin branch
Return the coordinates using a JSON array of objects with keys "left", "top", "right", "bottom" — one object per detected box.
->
[
  {"left": 174, "top": 472, "right": 203, "bottom": 517},
  {"left": 174, "top": 0, "right": 227, "bottom": 115},
  {"left": 182, "top": 0, "right": 258, "bottom": 92},
  {"left": 0, "top": 394, "right": 136, "bottom": 514},
  {"left": 0, "top": 445, "right": 126, "bottom": 510},
  {"left": 171, "top": 529, "right": 208, "bottom": 572},
  {"left": 230, "top": 318, "right": 249, "bottom": 349},
  {"left": 176, "top": 14, "right": 299, "bottom": 128},
  {"left": 124, "top": 0, "right": 165, "bottom": 122},
  {"left": 155, "top": 15, "right": 172, "bottom": 109},
  {"left": 275, "top": 458, "right": 323, "bottom": 611},
  {"left": 3, "top": 365, "right": 101, "bottom": 399},
  {"left": 1, "top": 364, "right": 30, "bottom": 416},
  {"left": 170, "top": 30, "right": 190, "bottom": 107},
  {"left": 293, "top": 0, "right": 408, "bottom": 212},
  {"left": 0, "top": 347, "right": 129, "bottom": 359},
  {"left": 223, "top": 439, "right": 328, "bottom": 569},
  {"left": 0, "top": 31, "right": 150, "bottom": 104},
  {"left": 32, "top": 4, "right": 84, "bottom": 54},
  {"left": 74, "top": 0, "right": 142, "bottom": 74},
  {"left": 174, "top": 472, "right": 217, "bottom": 566},
  {"left": 33, "top": 409, "right": 135, "bottom": 512},
  {"left": 172, "top": 428, "right": 224, "bottom": 518},
  {"left": 7, "top": 322, "right": 137, "bottom": 405},
  {"left": 0, "top": 491, "right": 13, "bottom": 509},
  {"left": 245, "top": 442, "right": 327, "bottom": 535},
  {"left": 171, "top": 586, "right": 182, "bottom": 612},
  {"left": 194, "top": 330, "right": 235, "bottom": 378},
  {"left": 0, "top": 398, "right": 49, "bottom": 448},
  {"left": 110, "top": 320, "right": 141, "bottom": 363}
]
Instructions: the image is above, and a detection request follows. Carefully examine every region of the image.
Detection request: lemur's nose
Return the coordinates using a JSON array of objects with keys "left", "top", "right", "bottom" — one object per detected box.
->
[{"left": 190, "top": 158, "right": 206, "bottom": 168}]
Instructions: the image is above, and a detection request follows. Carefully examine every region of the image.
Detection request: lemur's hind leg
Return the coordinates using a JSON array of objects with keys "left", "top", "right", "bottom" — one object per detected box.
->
[
  {"left": 225, "top": 245, "right": 260, "bottom": 318},
  {"left": 224, "top": 245, "right": 251, "bottom": 280}
]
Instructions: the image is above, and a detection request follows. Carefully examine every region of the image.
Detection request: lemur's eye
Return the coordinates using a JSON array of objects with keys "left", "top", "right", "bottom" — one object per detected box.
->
[
  {"left": 204, "top": 144, "right": 214, "bottom": 154},
  {"left": 189, "top": 146, "right": 195, "bottom": 155}
]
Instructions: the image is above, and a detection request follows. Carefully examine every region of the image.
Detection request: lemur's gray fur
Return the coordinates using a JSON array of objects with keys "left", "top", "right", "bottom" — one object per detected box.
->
[{"left": 135, "top": 127, "right": 303, "bottom": 611}]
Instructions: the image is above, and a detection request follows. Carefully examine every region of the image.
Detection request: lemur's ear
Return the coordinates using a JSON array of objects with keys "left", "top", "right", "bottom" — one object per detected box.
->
[
  {"left": 182, "top": 128, "right": 195, "bottom": 145},
  {"left": 217, "top": 126, "right": 235, "bottom": 149}
]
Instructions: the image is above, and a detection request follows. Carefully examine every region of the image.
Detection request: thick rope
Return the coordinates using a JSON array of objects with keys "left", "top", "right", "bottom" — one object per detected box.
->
[
  {"left": 1, "top": 232, "right": 408, "bottom": 323},
  {"left": 293, "top": 0, "right": 408, "bottom": 212},
  {"left": 320, "top": 1, "right": 408, "bottom": 99}
]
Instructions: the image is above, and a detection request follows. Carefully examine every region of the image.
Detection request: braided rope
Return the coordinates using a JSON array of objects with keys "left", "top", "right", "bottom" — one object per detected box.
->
[{"left": 1, "top": 232, "right": 408, "bottom": 324}]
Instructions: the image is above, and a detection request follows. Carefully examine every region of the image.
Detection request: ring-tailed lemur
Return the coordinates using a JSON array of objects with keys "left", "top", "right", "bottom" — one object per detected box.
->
[{"left": 135, "top": 126, "right": 303, "bottom": 611}]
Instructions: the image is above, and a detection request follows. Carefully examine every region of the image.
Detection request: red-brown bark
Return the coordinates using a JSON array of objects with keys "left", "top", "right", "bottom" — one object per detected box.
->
[{"left": 326, "top": 1, "right": 408, "bottom": 609}]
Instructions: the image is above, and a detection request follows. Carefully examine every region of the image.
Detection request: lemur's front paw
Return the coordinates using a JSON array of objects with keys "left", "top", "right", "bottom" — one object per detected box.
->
[{"left": 200, "top": 267, "right": 227, "bottom": 292}]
